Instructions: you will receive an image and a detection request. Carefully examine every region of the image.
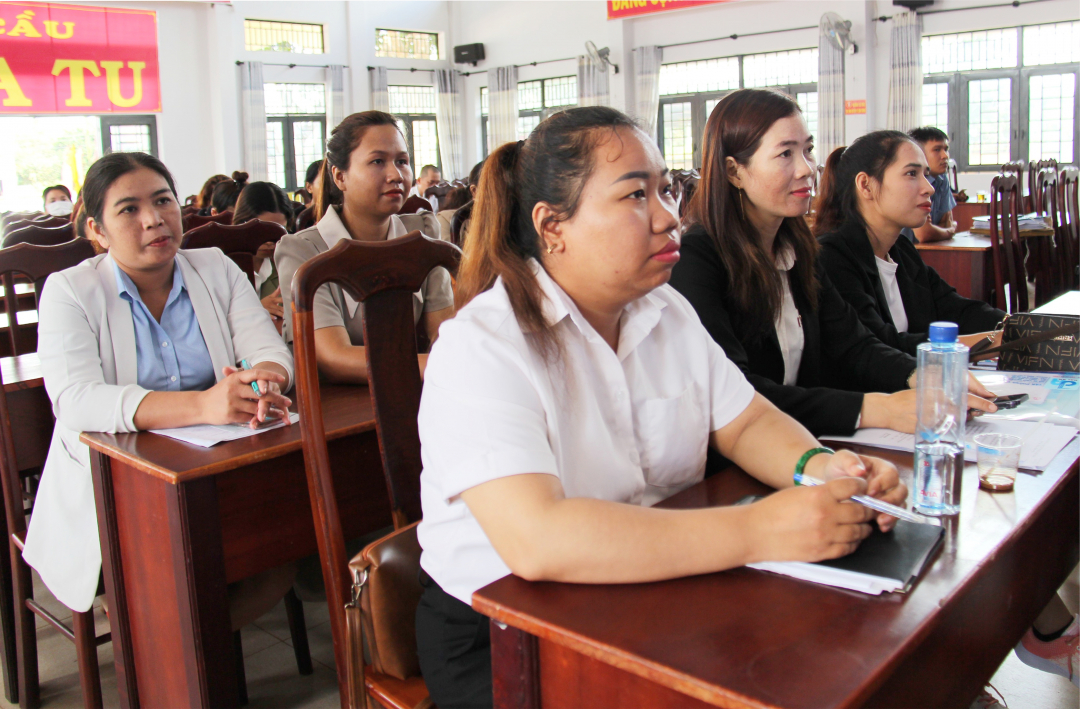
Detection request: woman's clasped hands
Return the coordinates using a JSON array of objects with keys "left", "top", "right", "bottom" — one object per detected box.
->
[{"left": 200, "top": 365, "right": 292, "bottom": 428}]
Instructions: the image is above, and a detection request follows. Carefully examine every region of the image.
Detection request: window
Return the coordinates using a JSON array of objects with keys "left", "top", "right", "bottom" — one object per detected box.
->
[
  {"left": 657, "top": 49, "right": 818, "bottom": 169},
  {"left": 0, "top": 116, "right": 102, "bottom": 213},
  {"left": 265, "top": 83, "right": 326, "bottom": 191},
  {"left": 389, "top": 85, "right": 440, "bottom": 171},
  {"left": 244, "top": 20, "right": 324, "bottom": 54},
  {"left": 376, "top": 29, "right": 439, "bottom": 60},
  {"left": 922, "top": 21, "right": 1079, "bottom": 170},
  {"left": 480, "top": 76, "right": 579, "bottom": 155},
  {"left": 101, "top": 115, "right": 158, "bottom": 156}
]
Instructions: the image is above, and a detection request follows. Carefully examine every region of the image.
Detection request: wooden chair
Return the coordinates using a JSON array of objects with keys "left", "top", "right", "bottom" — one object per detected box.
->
[
  {"left": 291, "top": 232, "right": 461, "bottom": 709},
  {"left": 424, "top": 181, "right": 454, "bottom": 206},
  {"left": 182, "top": 210, "right": 232, "bottom": 232},
  {"left": 1002, "top": 161, "right": 1026, "bottom": 212},
  {"left": 1032, "top": 167, "right": 1064, "bottom": 302},
  {"left": 398, "top": 195, "right": 432, "bottom": 215},
  {"left": 3, "top": 223, "right": 74, "bottom": 249},
  {"left": 947, "top": 158, "right": 959, "bottom": 194},
  {"left": 0, "top": 240, "right": 100, "bottom": 708},
  {"left": 181, "top": 219, "right": 287, "bottom": 289},
  {"left": 296, "top": 205, "right": 316, "bottom": 232},
  {"left": 1028, "top": 159, "right": 1059, "bottom": 214},
  {"left": 989, "top": 173, "right": 1028, "bottom": 313},
  {"left": 1058, "top": 167, "right": 1078, "bottom": 291},
  {"left": 450, "top": 200, "right": 473, "bottom": 247}
]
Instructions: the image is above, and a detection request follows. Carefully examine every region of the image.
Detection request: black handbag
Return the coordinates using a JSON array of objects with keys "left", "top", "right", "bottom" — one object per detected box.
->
[{"left": 970, "top": 313, "right": 1080, "bottom": 373}]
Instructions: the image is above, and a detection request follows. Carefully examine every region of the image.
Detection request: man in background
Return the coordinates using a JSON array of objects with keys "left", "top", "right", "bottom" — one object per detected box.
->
[
  {"left": 411, "top": 164, "right": 442, "bottom": 211},
  {"left": 901, "top": 126, "right": 957, "bottom": 244}
]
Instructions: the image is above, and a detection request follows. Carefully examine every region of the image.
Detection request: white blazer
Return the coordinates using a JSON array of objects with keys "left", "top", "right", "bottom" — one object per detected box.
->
[{"left": 22, "top": 249, "right": 294, "bottom": 612}]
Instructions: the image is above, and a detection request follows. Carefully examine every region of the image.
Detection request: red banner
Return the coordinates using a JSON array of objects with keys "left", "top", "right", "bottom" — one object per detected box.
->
[
  {"left": 0, "top": 2, "right": 160, "bottom": 114},
  {"left": 607, "top": 0, "right": 738, "bottom": 20}
]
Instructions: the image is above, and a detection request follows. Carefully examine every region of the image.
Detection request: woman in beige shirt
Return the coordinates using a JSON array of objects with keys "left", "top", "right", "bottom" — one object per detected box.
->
[{"left": 276, "top": 111, "right": 455, "bottom": 383}]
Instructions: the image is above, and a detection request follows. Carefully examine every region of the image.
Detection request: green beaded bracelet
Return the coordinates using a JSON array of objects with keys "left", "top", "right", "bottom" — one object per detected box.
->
[{"left": 793, "top": 446, "right": 835, "bottom": 484}]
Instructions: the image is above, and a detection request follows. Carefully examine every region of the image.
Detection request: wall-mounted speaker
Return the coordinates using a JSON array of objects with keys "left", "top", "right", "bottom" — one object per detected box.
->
[{"left": 454, "top": 43, "right": 485, "bottom": 66}]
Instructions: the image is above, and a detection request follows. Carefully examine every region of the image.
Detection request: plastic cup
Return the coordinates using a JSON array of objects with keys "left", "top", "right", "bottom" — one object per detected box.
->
[
  {"left": 975, "top": 433, "right": 1022, "bottom": 491},
  {"left": 976, "top": 191, "right": 988, "bottom": 203}
]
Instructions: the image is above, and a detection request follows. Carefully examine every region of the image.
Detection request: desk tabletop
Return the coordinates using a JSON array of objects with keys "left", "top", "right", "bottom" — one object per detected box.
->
[
  {"left": 1033, "top": 290, "right": 1080, "bottom": 316},
  {"left": 473, "top": 442, "right": 1080, "bottom": 709},
  {"left": 914, "top": 232, "right": 992, "bottom": 251},
  {"left": 81, "top": 384, "right": 375, "bottom": 485},
  {"left": 1, "top": 351, "right": 41, "bottom": 391}
]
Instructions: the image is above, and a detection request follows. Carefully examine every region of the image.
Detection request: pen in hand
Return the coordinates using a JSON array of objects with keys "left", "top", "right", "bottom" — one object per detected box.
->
[
  {"left": 239, "top": 359, "right": 263, "bottom": 397},
  {"left": 794, "top": 473, "right": 928, "bottom": 524}
]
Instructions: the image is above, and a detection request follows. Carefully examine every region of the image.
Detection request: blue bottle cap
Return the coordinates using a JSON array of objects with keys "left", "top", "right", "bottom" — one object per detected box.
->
[{"left": 928, "top": 321, "right": 959, "bottom": 344}]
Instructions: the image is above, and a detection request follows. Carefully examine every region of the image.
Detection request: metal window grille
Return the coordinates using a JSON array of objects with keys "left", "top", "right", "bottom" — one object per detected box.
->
[
  {"left": 1028, "top": 73, "right": 1076, "bottom": 164},
  {"left": 481, "top": 87, "right": 489, "bottom": 116},
  {"left": 266, "top": 122, "right": 286, "bottom": 188},
  {"left": 292, "top": 121, "right": 325, "bottom": 188},
  {"left": 409, "top": 119, "right": 440, "bottom": 170},
  {"left": 660, "top": 57, "right": 739, "bottom": 96},
  {"left": 1023, "top": 21, "right": 1080, "bottom": 67},
  {"left": 518, "top": 115, "right": 541, "bottom": 141},
  {"left": 743, "top": 48, "right": 818, "bottom": 88},
  {"left": 796, "top": 91, "right": 819, "bottom": 149},
  {"left": 968, "top": 78, "right": 1012, "bottom": 166},
  {"left": 389, "top": 85, "right": 437, "bottom": 115},
  {"left": 923, "top": 28, "right": 1018, "bottom": 74},
  {"left": 244, "top": 20, "right": 325, "bottom": 54},
  {"left": 108, "top": 124, "right": 151, "bottom": 154},
  {"left": 922, "top": 83, "right": 949, "bottom": 135},
  {"left": 375, "top": 29, "right": 439, "bottom": 61},
  {"left": 518, "top": 81, "right": 544, "bottom": 111},
  {"left": 662, "top": 102, "right": 695, "bottom": 170},
  {"left": 544, "top": 76, "right": 577, "bottom": 107},
  {"left": 265, "top": 83, "right": 327, "bottom": 116}
]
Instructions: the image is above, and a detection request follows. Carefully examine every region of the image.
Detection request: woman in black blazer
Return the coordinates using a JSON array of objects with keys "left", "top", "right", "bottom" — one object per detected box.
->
[
  {"left": 814, "top": 131, "right": 1004, "bottom": 356},
  {"left": 669, "top": 90, "right": 996, "bottom": 439}
]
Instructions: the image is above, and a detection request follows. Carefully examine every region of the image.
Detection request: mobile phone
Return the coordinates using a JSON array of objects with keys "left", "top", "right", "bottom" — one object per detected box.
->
[{"left": 993, "top": 393, "right": 1029, "bottom": 409}]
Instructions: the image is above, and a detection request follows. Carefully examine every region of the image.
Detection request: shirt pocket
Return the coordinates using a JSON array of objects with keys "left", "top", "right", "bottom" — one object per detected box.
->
[{"left": 636, "top": 386, "right": 709, "bottom": 487}]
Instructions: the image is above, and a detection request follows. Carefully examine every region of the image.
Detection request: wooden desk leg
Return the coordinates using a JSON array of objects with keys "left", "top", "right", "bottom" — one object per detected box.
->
[
  {"left": 490, "top": 622, "right": 540, "bottom": 709},
  {"left": 92, "top": 452, "right": 240, "bottom": 709},
  {"left": 0, "top": 496, "right": 16, "bottom": 703}
]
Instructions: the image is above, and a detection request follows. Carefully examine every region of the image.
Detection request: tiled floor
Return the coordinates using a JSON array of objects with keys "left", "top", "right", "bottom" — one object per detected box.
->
[{"left": 0, "top": 572, "right": 1076, "bottom": 709}]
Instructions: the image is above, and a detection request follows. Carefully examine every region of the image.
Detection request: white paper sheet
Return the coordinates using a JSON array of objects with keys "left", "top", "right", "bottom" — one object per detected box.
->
[
  {"left": 150, "top": 413, "right": 300, "bottom": 447},
  {"left": 747, "top": 561, "right": 902, "bottom": 595},
  {"left": 824, "top": 419, "right": 1077, "bottom": 472}
]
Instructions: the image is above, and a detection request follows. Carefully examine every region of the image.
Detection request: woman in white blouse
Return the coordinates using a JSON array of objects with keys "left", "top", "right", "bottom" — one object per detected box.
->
[
  {"left": 415, "top": 107, "right": 908, "bottom": 709},
  {"left": 23, "top": 153, "right": 293, "bottom": 613}
]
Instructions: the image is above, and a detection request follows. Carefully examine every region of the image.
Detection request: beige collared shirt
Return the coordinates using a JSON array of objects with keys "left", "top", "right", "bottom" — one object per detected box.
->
[
  {"left": 275, "top": 206, "right": 455, "bottom": 344},
  {"left": 774, "top": 246, "right": 804, "bottom": 386}
]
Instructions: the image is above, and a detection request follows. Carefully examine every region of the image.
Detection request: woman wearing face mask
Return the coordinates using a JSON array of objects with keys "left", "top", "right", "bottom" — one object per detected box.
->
[
  {"left": 42, "top": 184, "right": 74, "bottom": 217},
  {"left": 234, "top": 181, "right": 295, "bottom": 327},
  {"left": 22, "top": 152, "right": 293, "bottom": 613},
  {"left": 275, "top": 111, "right": 455, "bottom": 383},
  {"left": 416, "top": 106, "right": 908, "bottom": 709},
  {"left": 668, "top": 89, "right": 995, "bottom": 439},
  {"left": 813, "top": 134, "right": 1005, "bottom": 356}
]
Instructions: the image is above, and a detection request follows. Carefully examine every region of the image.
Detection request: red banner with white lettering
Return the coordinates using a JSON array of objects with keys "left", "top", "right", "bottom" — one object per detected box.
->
[
  {"left": 607, "top": 0, "right": 738, "bottom": 20},
  {"left": 0, "top": 1, "right": 160, "bottom": 114}
]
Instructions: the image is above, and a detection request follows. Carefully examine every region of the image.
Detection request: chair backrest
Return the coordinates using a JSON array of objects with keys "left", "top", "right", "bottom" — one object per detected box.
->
[
  {"left": 181, "top": 219, "right": 287, "bottom": 288},
  {"left": 398, "top": 195, "right": 432, "bottom": 214},
  {"left": 1002, "top": 161, "right": 1025, "bottom": 211},
  {"left": 1037, "top": 168, "right": 1066, "bottom": 297},
  {"left": 1, "top": 212, "right": 42, "bottom": 231},
  {"left": 2, "top": 223, "right": 75, "bottom": 248},
  {"left": 182, "top": 210, "right": 232, "bottom": 232},
  {"left": 296, "top": 205, "right": 316, "bottom": 232},
  {"left": 290, "top": 232, "right": 460, "bottom": 695},
  {"left": 2, "top": 215, "right": 70, "bottom": 241},
  {"left": 424, "top": 181, "right": 453, "bottom": 203},
  {"left": 450, "top": 200, "right": 473, "bottom": 247},
  {"left": 947, "top": 158, "right": 959, "bottom": 193},
  {"left": 1058, "top": 167, "right": 1078, "bottom": 290},
  {"left": 989, "top": 173, "right": 1027, "bottom": 313}
]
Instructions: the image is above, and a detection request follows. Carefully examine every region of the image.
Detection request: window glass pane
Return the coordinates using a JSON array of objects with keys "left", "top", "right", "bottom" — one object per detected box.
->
[
  {"left": 265, "top": 84, "right": 326, "bottom": 116},
  {"left": 1029, "top": 73, "right": 1076, "bottom": 163},
  {"left": 266, "top": 121, "right": 286, "bottom": 189},
  {"left": 108, "top": 124, "right": 150, "bottom": 154},
  {"left": 661, "top": 102, "right": 694, "bottom": 170},
  {"left": 743, "top": 48, "right": 818, "bottom": 88},
  {"left": 922, "top": 82, "right": 949, "bottom": 135},
  {"left": 1023, "top": 22, "right": 1080, "bottom": 67},
  {"left": 518, "top": 81, "right": 543, "bottom": 111},
  {"left": 244, "top": 20, "right": 324, "bottom": 54},
  {"left": 480, "top": 87, "right": 488, "bottom": 116},
  {"left": 389, "top": 85, "right": 436, "bottom": 115},
  {"left": 705, "top": 98, "right": 720, "bottom": 118},
  {"left": 543, "top": 76, "right": 577, "bottom": 107},
  {"left": 292, "top": 121, "right": 324, "bottom": 189},
  {"left": 518, "top": 115, "right": 540, "bottom": 141},
  {"left": 411, "top": 119, "right": 440, "bottom": 170},
  {"left": 375, "top": 29, "right": 439, "bottom": 60},
  {"left": 660, "top": 57, "right": 739, "bottom": 96},
  {"left": 968, "top": 77, "right": 1012, "bottom": 166},
  {"left": 923, "top": 29, "right": 1018, "bottom": 74},
  {"left": 796, "top": 91, "right": 819, "bottom": 150}
]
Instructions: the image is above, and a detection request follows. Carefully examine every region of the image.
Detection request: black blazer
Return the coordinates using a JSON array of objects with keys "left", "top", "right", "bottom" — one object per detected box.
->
[
  {"left": 818, "top": 221, "right": 1005, "bottom": 356},
  {"left": 669, "top": 224, "right": 916, "bottom": 438}
]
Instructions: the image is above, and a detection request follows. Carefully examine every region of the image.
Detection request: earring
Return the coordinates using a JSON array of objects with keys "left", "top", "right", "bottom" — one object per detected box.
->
[{"left": 546, "top": 243, "right": 556, "bottom": 255}]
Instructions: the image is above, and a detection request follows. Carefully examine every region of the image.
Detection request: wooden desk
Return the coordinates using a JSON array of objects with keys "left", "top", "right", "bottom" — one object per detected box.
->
[
  {"left": 83, "top": 385, "right": 390, "bottom": 709},
  {"left": 1033, "top": 290, "right": 1080, "bottom": 316},
  {"left": 952, "top": 202, "right": 990, "bottom": 233},
  {"left": 916, "top": 232, "right": 994, "bottom": 303},
  {"left": 475, "top": 443, "right": 1080, "bottom": 709}
]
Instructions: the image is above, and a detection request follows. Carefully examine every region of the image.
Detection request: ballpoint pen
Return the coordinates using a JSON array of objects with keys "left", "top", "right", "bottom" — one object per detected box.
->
[
  {"left": 794, "top": 473, "right": 929, "bottom": 524},
  {"left": 239, "top": 359, "right": 262, "bottom": 397}
]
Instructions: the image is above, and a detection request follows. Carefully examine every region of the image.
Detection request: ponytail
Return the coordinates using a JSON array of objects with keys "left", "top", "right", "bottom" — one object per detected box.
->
[
  {"left": 314, "top": 159, "right": 339, "bottom": 221},
  {"left": 811, "top": 146, "right": 847, "bottom": 237}
]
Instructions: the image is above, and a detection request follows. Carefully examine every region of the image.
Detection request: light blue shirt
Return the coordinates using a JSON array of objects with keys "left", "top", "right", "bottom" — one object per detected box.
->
[{"left": 113, "top": 259, "right": 217, "bottom": 393}]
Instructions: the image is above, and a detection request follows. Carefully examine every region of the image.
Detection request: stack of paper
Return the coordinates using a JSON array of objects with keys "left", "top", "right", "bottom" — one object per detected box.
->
[
  {"left": 748, "top": 561, "right": 903, "bottom": 595},
  {"left": 970, "top": 212, "right": 1052, "bottom": 234},
  {"left": 151, "top": 413, "right": 299, "bottom": 448}
]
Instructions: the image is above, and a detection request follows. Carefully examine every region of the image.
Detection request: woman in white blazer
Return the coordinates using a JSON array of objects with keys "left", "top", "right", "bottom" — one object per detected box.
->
[{"left": 23, "top": 153, "right": 294, "bottom": 613}]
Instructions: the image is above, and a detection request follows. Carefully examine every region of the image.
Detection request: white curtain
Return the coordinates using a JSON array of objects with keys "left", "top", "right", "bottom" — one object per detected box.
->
[
  {"left": 489, "top": 65, "right": 519, "bottom": 148},
  {"left": 435, "top": 69, "right": 464, "bottom": 180},
  {"left": 239, "top": 61, "right": 268, "bottom": 181},
  {"left": 818, "top": 18, "right": 846, "bottom": 160},
  {"left": 327, "top": 64, "right": 346, "bottom": 131},
  {"left": 577, "top": 55, "right": 610, "bottom": 107},
  {"left": 887, "top": 11, "right": 923, "bottom": 131},
  {"left": 633, "top": 46, "right": 663, "bottom": 140},
  {"left": 369, "top": 66, "right": 390, "bottom": 113}
]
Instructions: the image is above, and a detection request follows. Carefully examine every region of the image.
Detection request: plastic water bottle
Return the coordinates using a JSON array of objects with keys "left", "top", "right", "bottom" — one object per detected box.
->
[{"left": 914, "top": 322, "right": 968, "bottom": 516}]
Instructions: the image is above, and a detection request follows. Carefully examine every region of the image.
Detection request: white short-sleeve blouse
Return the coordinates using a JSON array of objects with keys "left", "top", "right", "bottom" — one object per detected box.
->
[{"left": 417, "top": 263, "right": 756, "bottom": 604}]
